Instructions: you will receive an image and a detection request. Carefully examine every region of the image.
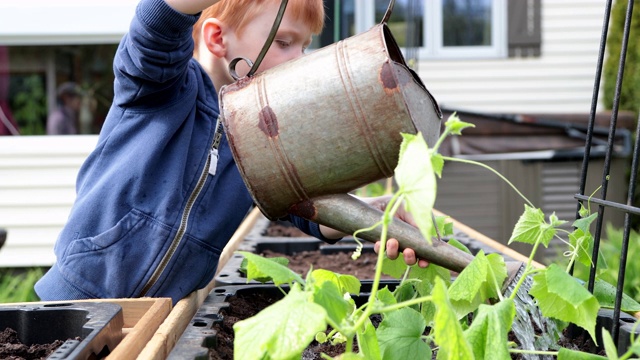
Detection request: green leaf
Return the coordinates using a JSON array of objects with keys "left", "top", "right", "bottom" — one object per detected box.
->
[
  {"left": 410, "top": 263, "right": 451, "bottom": 297},
  {"left": 409, "top": 264, "right": 451, "bottom": 325},
  {"left": 377, "top": 308, "right": 431, "bottom": 360},
  {"left": 557, "top": 348, "right": 607, "bottom": 359},
  {"left": 432, "top": 277, "right": 474, "bottom": 360},
  {"left": 529, "top": 264, "right": 600, "bottom": 342},
  {"left": 311, "top": 269, "right": 361, "bottom": 295},
  {"left": 239, "top": 256, "right": 289, "bottom": 280},
  {"left": 238, "top": 251, "right": 303, "bottom": 285},
  {"left": 448, "top": 251, "right": 506, "bottom": 317},
  {"left": 376, "top": 286, "right": 398, "bottom": 306},
  {"left": 447, "top": 238, "right": 473, "bottom": 255},
  {"left": 337, "top": 353, "right": 367, "bottom": 360},
  {"left": 569, "top": 228, "right": 594, "bottom": 268},
  {"left": 601, "top": 328, "right": 620, "bottom": 360},
  {"left": 573, "top": 212, "right": 598, "bottom": 233},
  {"left": 313, "top": 281, "right": 352, "bottom": 326},
  {"left": 444, "top": 112, "right": 475, "bottom": 135},
  {"left": 430, "top": 215, "right": 454, "bottom": 238},
  {"left": 394, "top": 281, "right": 418, "bottom": 305},
  {"left": 508, "top": 205, "right": 557, "bottom": 247},
  {"left": 464, "top": 299, "right": 516, "bottom": 360},
  {"left": 357, "top": 318, "right": 382, "bottom": 360},
  {"left": 233, "top": 284, "right": 327, "bottom": 359},
  {"left": 381, "top": 255, "right": 410, "bottom": 279},
  {"left": 395, "top": 132, "right": 437, "bottom": 244},
  {"left": 593, "top": 279, "right": 640, "bottom": 312},
  {"left": 432, "top": 153, "right": 444, "bottom": 178}
]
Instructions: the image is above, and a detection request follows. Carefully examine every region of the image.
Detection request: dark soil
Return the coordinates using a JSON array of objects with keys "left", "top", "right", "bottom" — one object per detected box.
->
[
  {"left": 0, "top": 327, "right": 66, "bottom": 360},
  {"left": 208, "top": 291, "right": 358, "bottom": 360},
  {"left": 262, "top": 222, "right": 392, "bottom": 280},
  {"left": 259, "top": 249, "right": 392, "bottom": 280}
]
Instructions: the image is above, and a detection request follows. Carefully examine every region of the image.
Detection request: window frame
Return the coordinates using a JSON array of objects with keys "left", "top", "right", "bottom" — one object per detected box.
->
[{"left": 354, "top": 0, "right": 508, "bottom": 60}]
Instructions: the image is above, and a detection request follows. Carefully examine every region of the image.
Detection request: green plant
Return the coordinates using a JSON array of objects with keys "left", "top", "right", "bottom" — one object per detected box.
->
[
  {"left": 0, "top": 268, "right": 43, "bottom": 303},
  {"left": 603, "top": 0, "right": 640, "bottom": 115},
  {"left": 236, "top": 114, "right": 640, "bottom": 359},
  {"left": 11, "top": 74, "right": 47, "bottom": 135},
  {"left": 568, "top": 223, "right": 640, "bottom": 303}
]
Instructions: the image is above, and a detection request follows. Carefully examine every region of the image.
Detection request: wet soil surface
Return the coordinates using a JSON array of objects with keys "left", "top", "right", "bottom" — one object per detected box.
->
[
  {"left": 261, "top": 222, "right": 392, "bottom": 280},
  {"left": 259, "top": 249, "right": 392, "bottom": 280},
  {"left": 0, "top": 327, "right": 66, "bottom": 360}
]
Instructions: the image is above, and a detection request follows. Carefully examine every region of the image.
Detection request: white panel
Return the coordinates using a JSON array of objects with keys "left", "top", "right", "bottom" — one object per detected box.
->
[
  {"left": 0, "top": 135, "right": 97, "bottom": 267},
  {"left": 416, "top": 0, "right": 607, "bottom": 114},
  {"left": 0, "top": 1, "right": 138, "bottom": 45}
]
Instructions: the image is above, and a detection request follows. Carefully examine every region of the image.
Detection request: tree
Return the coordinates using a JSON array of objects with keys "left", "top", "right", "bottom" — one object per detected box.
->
[{"left": 603, "top": 0, "right": 640, "bottom": 116}]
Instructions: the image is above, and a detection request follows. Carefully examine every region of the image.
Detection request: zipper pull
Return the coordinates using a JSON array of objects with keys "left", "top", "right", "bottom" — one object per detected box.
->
[
  {"left": 209, "top": 148, "right": 219, "bottom": 176},
  {"left": 209, "top": 116, "right": 224, "bottom": 176}
]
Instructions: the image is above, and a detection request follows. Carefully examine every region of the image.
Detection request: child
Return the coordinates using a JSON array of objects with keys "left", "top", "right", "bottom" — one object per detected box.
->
[{"left": 35, "top": 0, "right": 424, "bottom": 305}]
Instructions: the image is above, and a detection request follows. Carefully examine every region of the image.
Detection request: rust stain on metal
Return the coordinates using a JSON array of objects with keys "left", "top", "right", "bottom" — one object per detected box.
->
[
  {"left": 258, "top": 106, "right": 279, "bottom": 138},
  {"left": 224, "top": 76, "right": 254, "bottom": 92},
  {"left": 288, "top": 199, "right": 317, "bottom": 221},
  {"left": 380, "top": 62, "right": 398, "bottom": 92}
]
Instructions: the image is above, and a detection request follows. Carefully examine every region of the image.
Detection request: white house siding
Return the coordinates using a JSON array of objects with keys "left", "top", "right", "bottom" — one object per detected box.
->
[
  {"left": 417, "top": 0, "right": 608, "bottom": 114},
  {"left": 0, "top": 136, "right": 97, "bottom": 267}
]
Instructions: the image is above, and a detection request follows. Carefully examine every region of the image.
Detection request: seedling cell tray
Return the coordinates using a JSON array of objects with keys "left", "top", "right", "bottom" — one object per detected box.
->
[
  {"left": 0, "top": 301, "right": 123, "bottom": 359},
  {"left": 168, "top": 282, "right": 398, "bottom": 359}
]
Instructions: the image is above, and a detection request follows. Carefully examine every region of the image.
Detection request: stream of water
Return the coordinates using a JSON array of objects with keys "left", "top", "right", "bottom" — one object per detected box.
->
[{"left": 505, "top": 267, "right": 562, "bottom": 360}]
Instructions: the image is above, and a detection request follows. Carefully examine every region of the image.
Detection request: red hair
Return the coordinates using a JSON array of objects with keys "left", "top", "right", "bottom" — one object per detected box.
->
[{"left": 193, "top": 0, "right": 325, "bottom": 53}]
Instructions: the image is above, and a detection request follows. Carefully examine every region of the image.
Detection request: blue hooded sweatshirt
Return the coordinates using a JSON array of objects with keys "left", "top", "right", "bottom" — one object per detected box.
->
[{"left": 35, "top": 0, "right": 329, "bottom": 304}]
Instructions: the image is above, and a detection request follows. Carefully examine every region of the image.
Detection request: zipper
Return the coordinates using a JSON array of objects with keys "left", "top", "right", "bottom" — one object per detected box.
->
[{"left": 138, "top": 119, "right": 222, "bottom": 297}]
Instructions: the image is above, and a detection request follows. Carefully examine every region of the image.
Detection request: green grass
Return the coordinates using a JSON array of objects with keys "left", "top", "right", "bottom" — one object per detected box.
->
[{"left": 0, "top": 268, "right": 44, "bottom": 303}]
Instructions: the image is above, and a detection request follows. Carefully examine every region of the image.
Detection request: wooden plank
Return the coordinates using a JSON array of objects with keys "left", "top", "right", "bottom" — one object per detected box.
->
[
  {"left": 106, "top": 298, "right": 172, "bottom": 360},
  {"left": 136, "top": 207, "right": 262, "bottom": 360}
]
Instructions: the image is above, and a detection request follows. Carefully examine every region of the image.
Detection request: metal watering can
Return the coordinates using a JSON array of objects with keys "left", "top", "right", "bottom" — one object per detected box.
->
[{"left": 218, "top": 0, "right": 477, "bottom": 272}]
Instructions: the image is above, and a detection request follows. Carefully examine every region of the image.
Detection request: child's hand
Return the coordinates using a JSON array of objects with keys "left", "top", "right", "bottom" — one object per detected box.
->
[
  {"left": 362, "top": 195, "right": 430, "bottom": 268},
  {"left": 374, "top": 238, "right": 429, "bottom": 268}
]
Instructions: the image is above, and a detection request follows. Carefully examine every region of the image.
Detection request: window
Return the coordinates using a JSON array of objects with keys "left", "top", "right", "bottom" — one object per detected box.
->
[{"left": 318, "top": 0, "right": 509, "bottom": 60}]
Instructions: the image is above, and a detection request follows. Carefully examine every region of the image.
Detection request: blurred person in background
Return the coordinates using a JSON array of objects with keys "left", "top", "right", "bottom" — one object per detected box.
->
[{"left": 47, "top": 82, "right": 82, "bottom": 135}]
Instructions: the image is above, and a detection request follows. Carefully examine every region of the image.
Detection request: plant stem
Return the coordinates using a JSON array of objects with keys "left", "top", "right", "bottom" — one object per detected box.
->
[
  {"left": 509, "top": 235, "right": 542, "bottom": 300},
  {"left": 378, "top": 295, "right": 433, "bottom": 313},
  {"left": 442, "top": 156, "right": 535, "bottom": 208},
  {"left": 353, "top": 192, "right": 404, "bottom": 332},
  {"left": 509, "top": 349, "right": 558, "bottom": 356}
]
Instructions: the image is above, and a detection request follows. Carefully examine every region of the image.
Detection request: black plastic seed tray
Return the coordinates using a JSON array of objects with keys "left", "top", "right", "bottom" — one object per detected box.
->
[
  {"left": 168, "top": 282, "right": 398, "bottom": 359},
  {"left": 215, "top": 237, "right": 377, "bottom": 286},
  {"left": 0, "top": 301, "right": 123, "bottom": 360},
  {"left": 596, "top": 308, "right": 640, "bottom": 355}
]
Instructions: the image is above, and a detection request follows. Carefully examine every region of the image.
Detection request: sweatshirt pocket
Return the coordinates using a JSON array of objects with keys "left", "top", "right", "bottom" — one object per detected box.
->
[
  {"left": 146, "top": 234, "right": 222, "bottom": 302},
  {"left": 59, "top": 209, "right": 172, "bottom": 298}
]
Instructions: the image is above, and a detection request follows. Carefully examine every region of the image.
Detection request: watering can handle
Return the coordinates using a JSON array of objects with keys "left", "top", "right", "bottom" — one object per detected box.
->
[
  {"left": 381, "top": 0, "right": 396, "bottom": 24},
  {"left": 229, "top": 0, "right": 289, "bottom": 80},
  {"left": 288, "top": 193, "right": 475, "bottom": 273}
]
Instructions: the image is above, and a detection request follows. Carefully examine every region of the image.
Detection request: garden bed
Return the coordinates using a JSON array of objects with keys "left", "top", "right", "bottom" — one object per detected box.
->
[
  {"left": 0, "top": 302, "right": 123, "bottom": 360},
  {"left": 215, "top": 215, "right": 513, "bottom": 287},
  {"left": 169, "top": 282, "right": 636, "bottom": 359}
]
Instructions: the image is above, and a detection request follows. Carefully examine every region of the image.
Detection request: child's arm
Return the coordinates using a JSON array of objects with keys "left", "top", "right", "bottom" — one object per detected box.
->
[{"left": 164, "top": 0, "right": 220, "bottom": 15}]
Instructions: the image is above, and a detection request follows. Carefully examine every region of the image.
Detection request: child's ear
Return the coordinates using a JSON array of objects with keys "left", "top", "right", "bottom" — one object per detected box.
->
[{"left": 202, "top": 18, "right": 226, "bottom": 57}]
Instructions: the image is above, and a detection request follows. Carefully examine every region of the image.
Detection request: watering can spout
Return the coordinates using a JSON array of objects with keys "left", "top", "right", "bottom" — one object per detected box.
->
[
  {"left": 288, "top": 193, "right": 476, "bottom": 273},
  {"left": 289, "top": 193, "right": 526, "bottom": 285}
]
